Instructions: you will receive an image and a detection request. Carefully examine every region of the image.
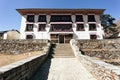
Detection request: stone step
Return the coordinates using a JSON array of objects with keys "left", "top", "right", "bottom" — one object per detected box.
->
[
  {"left": 53, "top": 52, "right": 73, "bottom": 54},
  {"left": 53, "top": 54, "right": 75, "bottom": 58},
  {"left": 54, "top": 51, "right": 74, "bottom": 54},
  {"left": 55, "top": 47, "right": 72, "bottom": 49},
  {"left": 53, "top": 54, "right": 74, "bottom": 56},
  {"left": 54, "top": 48, "right": 72, "bottom": 50},
  {"left": 52, "top": 44, "right": 75, "bottom": 58},
  {"left": 54, "top": 50, "right": 74, "bottom": 53},
  {"left": 54, "top": 56, "right": 74, "bottom": 57},
  {"left": 53, "top": 53, "right": 74, "bottom": 55},
  {"left": 53, "top": 56, "right": 75, "bottom": 58},
  {"left": 54, "top": 49, "right": 72, "bottom": 50}
]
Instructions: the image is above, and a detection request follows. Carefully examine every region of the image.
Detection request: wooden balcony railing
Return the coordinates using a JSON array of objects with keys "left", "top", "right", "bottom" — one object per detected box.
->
[{"left": 50, "top": 28, "right": 73, "bottom": 32}]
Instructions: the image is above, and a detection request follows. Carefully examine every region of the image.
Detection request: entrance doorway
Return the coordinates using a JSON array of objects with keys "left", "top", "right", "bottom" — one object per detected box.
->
[
  {"left": 51, "top": 34, "right": 73, "bottom": 43},
  {"left": 59, "top": 35, "right": 64, "bottom": 43}
]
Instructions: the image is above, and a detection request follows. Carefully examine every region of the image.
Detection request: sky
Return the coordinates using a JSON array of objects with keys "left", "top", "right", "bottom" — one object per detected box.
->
[{"left": 0, "top": 0, "right": 120, "bottom": 31}]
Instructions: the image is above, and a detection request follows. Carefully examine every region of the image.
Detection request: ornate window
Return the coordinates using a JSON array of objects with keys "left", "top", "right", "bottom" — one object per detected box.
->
[
  {"left": 89, "top": 24, "right": 96, "bottom": 31},
  {"left": 77, "top": 24, "right": 84, "bottom": 31},
  {"left": 27, "top": 15, "right": 34, "bottom": 22},
  {"left": 38, "top": 24, "right": 46, "bottom": 31},
  {"left": 38, "top": 15, "right": 46, "bottom": 22},
  {"left": 51, "top": 24, "right": 72, "bottom": 32},
  {"left": 88, "top": 15, "right": 96, "bottom": 22},
  {"left": 50, "top": 15, "right": 72, "bottom": 22},
  {"left": 76, "top": 15, "right": 83, "bottom": 22},
  {"left": 26, "top": 24, "right": 34, "bottom": 31}
]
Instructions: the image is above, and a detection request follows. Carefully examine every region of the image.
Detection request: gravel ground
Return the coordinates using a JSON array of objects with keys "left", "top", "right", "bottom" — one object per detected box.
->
[{"left": 0, "top": 51, "right": 43, "bottom": 67}]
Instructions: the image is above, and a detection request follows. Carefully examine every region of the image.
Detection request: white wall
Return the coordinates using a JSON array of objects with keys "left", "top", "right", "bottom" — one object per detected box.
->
[
  {"left": 20, "top": 14, "right": 104, "bottom": 40},
  {"left": 20, "top": 15, "right": 50, "bottom": 39},
  {"left": 20, "top": 15, "right": 27, "bottom": 39},
  {"left": 3, "top": 31, "right": 20, "bottom": 39}
]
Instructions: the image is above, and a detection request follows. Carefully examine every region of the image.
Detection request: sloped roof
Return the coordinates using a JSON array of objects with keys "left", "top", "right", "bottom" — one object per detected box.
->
[
  {"left": 0, "top": 30, "right": 20, "bottom": 34},
  {"left": 0, "top": 31, "right": 7, "bottom": 34}
]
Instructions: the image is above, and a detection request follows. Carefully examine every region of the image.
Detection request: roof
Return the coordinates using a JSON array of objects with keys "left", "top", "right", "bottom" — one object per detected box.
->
[
  {"left": 16, "top": 8, "right": 105, "bottom": 15},
  {"left": 0, "top": 30, "right": 20, "bottom": 34},
  {"left": 0, "top": 31, "right": 7, "bottom": 34}
]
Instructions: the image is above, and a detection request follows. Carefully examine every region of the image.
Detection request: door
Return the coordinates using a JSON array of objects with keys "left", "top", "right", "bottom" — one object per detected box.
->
[
  {"left": 59, "top": 35, "right": 64, "bottom": 43},
  {"left": 51, "top": 34, "right": 59, "bottom": 43},
  {"left": 65, "top": 34, "right": 73, "bottom": 43}
]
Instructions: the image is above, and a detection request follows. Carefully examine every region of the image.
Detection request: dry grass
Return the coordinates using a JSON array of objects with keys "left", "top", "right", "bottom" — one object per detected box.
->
[{"left": 0, "top": 51, "right": 43, "bottom": 67}]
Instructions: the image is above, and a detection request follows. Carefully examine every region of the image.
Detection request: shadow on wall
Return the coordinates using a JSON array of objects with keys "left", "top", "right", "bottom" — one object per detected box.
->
[
  {"left": 80, "top": 50, "right": 85, "bottom": 55},
  {"left": 29, "top": 44, "right": 56, "bottom": 80}
]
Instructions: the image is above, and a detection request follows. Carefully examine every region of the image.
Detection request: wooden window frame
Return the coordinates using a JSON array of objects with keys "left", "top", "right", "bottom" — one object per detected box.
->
[
  {"left": 76, "top": 15, "right": 83, "bottom": 22},
  {"left": 26, "top": 35, "right": 33, "bottom": 39},
  {"left": 26, "top": 24, "right": 34, "bottom": 31},
  {"left": 88, "top": 15, "right": 96, "bottom": 22},
  {"left": 90, "top": 34, "right": 97, "bottom": 39},
  {"left": 38, "top": 24, "right": 46, "bottom": 31},
  {"left": 27, "top": 15, "right": 34, "bottom": 22},
  {"left": 76, "top": 24, "right": 85, "bottom": 31},
  {"left": 89, "top": 24, "right": 96, "bottom": 31},
  {"left": 38, "top": 15, "right": 46, "bottom": 22}
]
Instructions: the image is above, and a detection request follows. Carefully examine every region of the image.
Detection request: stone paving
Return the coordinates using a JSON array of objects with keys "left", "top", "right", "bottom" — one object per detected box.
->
[
  {"left": 30, "top": 58, "right": 96, "bottom": 80},
  {"left": 29, "top": 44, "right": 96, "bottom": 80}
]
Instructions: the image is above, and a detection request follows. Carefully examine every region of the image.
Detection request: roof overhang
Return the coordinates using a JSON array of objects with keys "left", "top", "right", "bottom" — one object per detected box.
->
[{"left": 16, "top": 8, "right": 105, "bottom": 15}]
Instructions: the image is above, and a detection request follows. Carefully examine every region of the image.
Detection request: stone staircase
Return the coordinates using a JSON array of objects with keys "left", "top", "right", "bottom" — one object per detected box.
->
[{"left": 51, "top": 44, "right": 75, "bottom": 58}]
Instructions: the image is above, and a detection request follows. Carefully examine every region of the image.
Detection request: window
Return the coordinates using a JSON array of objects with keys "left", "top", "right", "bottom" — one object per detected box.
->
[
  {"left": 38, "top": 24, "right": 46, "bottom": 31},
  {"left": 89, "top": 24, "right": 96, "bottom": 31},
  {"left": 38, "top": 15, "right": 46, "bottom": 22},
  {"left": 88, "top": 15, "right": 96, "bottom": 22},
  {"left": 50, "top": 15, "right": 72, "bottom": 22},
  {"left": 26, "top": 35, "right": 33, "bottom": 39},
  {"left": 77, "top": 24, "right": 84, "bottom": 31},
  {"left": 76, "top": 15, "right": 83, "bottom": 22},
  {"left": 27, "top": 15, "right": 34, "bottom": 22},
  {"left": 90, "top": 34, "right": 97, "bottom": 39},
  {"left": 26, "top": 24, "right": 34, "bottom": 31},
  {"left": 51, "top": 24, "right": 72, "bottom": 32}
]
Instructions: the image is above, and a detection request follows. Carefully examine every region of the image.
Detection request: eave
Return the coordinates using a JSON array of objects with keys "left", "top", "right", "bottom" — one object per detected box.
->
[{"left": 16, "top": 8, "right": 105, "bottom": 15}]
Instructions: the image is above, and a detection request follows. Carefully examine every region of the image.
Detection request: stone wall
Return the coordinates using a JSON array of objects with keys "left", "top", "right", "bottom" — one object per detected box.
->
[
  {"left": 70, "top": 39, "right": 120, "bottom": 80},
  {"left": 78, "top": 55, "right": 120, "bottom": 80},
  {"left": 77, "top": 39, "right": 120, "bottom": 49},
  {"left": 76, "top": 39, "right": 120, "bottom": 60},
  {"left": 0, "top": 42, "right": 51, "bottom": 80},
  {"left": 0, "top": 39, "right": 48, "bottom": 54}
]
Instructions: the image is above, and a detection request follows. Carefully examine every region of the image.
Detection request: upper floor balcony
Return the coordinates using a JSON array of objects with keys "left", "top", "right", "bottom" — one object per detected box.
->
[
  {"left": 50, "top": 15, "right": 72, "bottom": 22},
  {"left": 26, "top": 14, "right": 97, "bottom": 23},
  {"left": 50, "top": 24, "right": 73, "bottom": 32}
]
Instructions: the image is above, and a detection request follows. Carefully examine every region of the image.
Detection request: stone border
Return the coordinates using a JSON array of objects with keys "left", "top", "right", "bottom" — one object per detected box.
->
[
  {"left": 70, "top": 39, "right": 120, "bottom": 80},
  {"left": 0, "top": 42, "right": 51, "bottom": 80}
]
